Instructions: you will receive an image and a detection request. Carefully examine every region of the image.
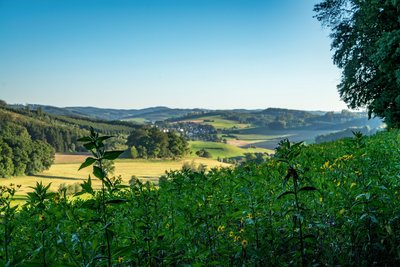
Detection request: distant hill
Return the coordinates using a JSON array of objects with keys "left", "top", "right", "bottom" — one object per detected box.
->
[
  {"left": 10, "top": 104, "right": 208, "bottom": 122},
  {"left": 0, "top": 106, "right": 138, "bottom": 152}
]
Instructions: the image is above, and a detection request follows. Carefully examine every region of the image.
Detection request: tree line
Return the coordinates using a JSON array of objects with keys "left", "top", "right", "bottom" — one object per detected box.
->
[
  {"left": 127, "top": 125, "right": 189, "bottom": 159},
  {"left": 0, "top": 121, "right": 54, "bottom": 177}
]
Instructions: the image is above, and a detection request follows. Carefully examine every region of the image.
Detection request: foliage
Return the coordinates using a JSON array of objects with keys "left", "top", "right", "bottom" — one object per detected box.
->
[
  {"left": 0, "top": 121, "right": 54, "bottom": 177},
  {"left": 126, "top": 125, "right": 189, "bottom": 159},
  {"left": 195, "top": 148, "right": 212, "bottom": 158},
  {"left": 314, "top": 0, "right": 400, "bottom": 128},
  {"left": 1, "top": 129, "right": 400, "bottom": 265}
]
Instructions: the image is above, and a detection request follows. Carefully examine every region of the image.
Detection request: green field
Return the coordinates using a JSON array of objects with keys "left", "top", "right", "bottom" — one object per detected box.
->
[
  {"left": 183, "top": 115, "right": 251, "bottom": 130},
  {"left": 0, "top": 155, "right": 230, "bottom": 195},
  {"left": 189, "top": 140, "right": 273, "bottom": 158}
]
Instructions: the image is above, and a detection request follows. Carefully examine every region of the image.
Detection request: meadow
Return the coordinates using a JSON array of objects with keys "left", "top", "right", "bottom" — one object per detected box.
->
[
  {"left": 182, "top": 115, "right": 251, "bottom": 130},
  {"left": 189, "top": 140, "right": 273, "bottom": 159},
  {"left": 0, "top": 154, "right": 230, "bottom": 196}
]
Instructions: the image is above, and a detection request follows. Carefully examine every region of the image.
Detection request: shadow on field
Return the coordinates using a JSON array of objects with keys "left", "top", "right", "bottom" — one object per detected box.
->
[{"left": 31, "top": 175, "right": 84, "bottom": 181}]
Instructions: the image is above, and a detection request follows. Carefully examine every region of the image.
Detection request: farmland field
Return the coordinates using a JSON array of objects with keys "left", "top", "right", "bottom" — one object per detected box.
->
[
  {"left": 182, "top": 115, "right": 251, "bottom": 130},
  {"left": 0, "top": 154, "right": 230, "bottom": 195},
  {"left": 189, "top": 140, "right": 273, "bottom": 158}
]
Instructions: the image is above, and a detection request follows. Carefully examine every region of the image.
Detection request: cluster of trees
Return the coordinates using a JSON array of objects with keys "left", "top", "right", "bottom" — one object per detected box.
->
[
  {"left": 127, "top": 126, "right": 189, "bottom": 159},
  {"left": 0, "top": 121, "right": 54, "bottom": 177}
]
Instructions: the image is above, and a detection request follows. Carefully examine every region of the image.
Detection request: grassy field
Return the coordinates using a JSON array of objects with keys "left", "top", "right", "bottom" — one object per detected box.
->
[
  {"left": 182, "top": 115, "right": 251, "bottom": 130},
  {"left": 189, "top": 140, "right": 273, "bottom": 159},
  {"left": 0, "top": 155, "right": 231, "bottom": 195},
  {"left": 219, "top": 133, "right": 289, "bottom": 147}
]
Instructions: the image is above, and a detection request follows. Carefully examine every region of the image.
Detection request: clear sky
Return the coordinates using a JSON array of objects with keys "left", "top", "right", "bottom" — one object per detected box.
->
[{"left": 0, "top": 0, "right": 347, "bottom": 111}]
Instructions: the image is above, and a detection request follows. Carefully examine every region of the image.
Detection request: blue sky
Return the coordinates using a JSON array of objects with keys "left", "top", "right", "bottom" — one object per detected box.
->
[{"left": 0, "top": 0, "right": 346, "bottom": 110}]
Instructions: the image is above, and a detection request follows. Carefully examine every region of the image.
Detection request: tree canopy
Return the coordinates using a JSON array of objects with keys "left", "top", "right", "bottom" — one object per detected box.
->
[{"left": 314, "top": 0, "right": 400, "bottom": 128}]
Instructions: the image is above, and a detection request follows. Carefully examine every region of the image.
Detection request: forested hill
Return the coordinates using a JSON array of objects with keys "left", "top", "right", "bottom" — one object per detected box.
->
[
  {"left": 10, "top": 104, "right": 206, "bottom": 122},
  {"left": 0, "top": 106, "right": 138, "bottom": 153}
]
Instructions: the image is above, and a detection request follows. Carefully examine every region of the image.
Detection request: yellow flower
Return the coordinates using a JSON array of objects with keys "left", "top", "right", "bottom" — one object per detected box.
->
[
  {"left": 234, "top": 236, "right": 241, "bottom": 242},
  {"left": 321, "top": 161, "right": 330, "bottom": 170},
  {"left": 241, "top": 239, "right": 248, "bottom": 248},
  {"left": 118, "top": 256, "right": 124, "bottom": 263},
  {"left": 217, "top": 225, "right": 225, "bottom": 232},
  {"left": 39, "top": 214, "right": 45, "bottom": 221},
  {"left": 239, "top": 228, "right": 245, "bottom": 233},
  {"left": 165, "top": 223, "right": 171, "bottom": 229},
  {"left": 247, "top": 213, "right": 253, "bottom": 219},
  {"left": 229, "top": 231, "right": 234, "bottom": 237}
]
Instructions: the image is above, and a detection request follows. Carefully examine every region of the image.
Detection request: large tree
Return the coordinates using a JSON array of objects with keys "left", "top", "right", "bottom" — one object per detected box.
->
[{"left": 314, "top": 0, "right": 400, "bottom": 128}]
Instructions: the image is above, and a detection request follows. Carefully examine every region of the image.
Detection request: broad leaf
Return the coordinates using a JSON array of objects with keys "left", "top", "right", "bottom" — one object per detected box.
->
[
  {"left": 93, "top": 166, "right": 105, "bottom": 179},
  {"left": 79, "top": 157, "right": 97, "bottom": 170},
  {"left": 103, "top": 150, "right": 124, "bottom": 160},
  {"left": 77, "top": 137, "right": 91, "bottom": 142}
]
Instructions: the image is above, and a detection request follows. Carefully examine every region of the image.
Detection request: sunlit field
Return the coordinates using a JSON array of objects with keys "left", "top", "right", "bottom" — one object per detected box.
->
[{"left": 0, "top": 154, "right": 231, "bottom": 195}]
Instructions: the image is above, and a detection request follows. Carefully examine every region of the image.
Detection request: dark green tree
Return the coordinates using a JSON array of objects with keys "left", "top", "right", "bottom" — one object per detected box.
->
[
  {"left": 314, "top": 0, "right": 400, "bottom": 127},
  {"left": 0, "top": 140, "right": 14, "bottom": 177}
]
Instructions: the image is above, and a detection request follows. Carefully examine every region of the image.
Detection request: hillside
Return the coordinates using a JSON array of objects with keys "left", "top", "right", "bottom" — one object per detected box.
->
[
  {"left": 11, "top": 104, "right": 207, "bottom": 122},
  {"left": 0, "top": 106, "right": 137, "bottom": 152}
]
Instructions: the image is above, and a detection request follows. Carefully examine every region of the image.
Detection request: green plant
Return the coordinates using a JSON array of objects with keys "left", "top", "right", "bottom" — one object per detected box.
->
[
  {"left": 77, "top": 127, "right": 125, "bottom": 266},
  {"left": 276, "top": 139, "right": 317, "bottom": 266}
]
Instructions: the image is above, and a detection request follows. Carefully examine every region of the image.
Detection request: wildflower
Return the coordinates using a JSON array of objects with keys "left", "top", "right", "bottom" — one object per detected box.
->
[
  {"left": 321, "top": 161, "right": 330, "bottom": 170},
  {"left": 234, "top": 236, "right": 241, "bottom": 242},
  {"left": 247, "top": 213, "right": 253, "bottom": 219},
  {"left": 241, "top": 239, "right": 248, "bottom": 248},
  {"left": 217, "top": 225, "right": 225, "bottom": 232},
  {"left": 239, "top": 228, "right": 245, "bottom": 233},
  {"left": 229, "top": 231, "right": 234, "bottom": 237},
  {"left": 39, "top": 214, "right": 45, "bottom": 221},
  {"left": 118, "top": 256, "right": 124, "bottom": 263},
  {"left": 165, "top": 223, "right": 171, "bottom": 229}
]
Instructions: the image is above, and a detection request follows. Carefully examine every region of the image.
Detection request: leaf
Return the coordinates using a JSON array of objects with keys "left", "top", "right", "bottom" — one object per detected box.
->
[
  {"left": 77, "top": 137, "right": 91, "bottom": 142},
  {"left": 93, "top": 166, "right": 105, "bottom": 179},
  {"left": 75, "top": 176, "right": 94, "bottom": 196},
  {"left": 277, "top": 191, "right": 295, "bottom": 199},
  {"left": 83, "top": 143, "right": 96, "bottom": 150},
  {"left": 79, "top": 157, "right": 97, "bottom": 170},
  {"left": 299, "top": 186, "right": 317, "bottom": 192},
  {"left": 105, "top": 199, "right": 128, "bottom": 205},
  {"left": 103, "top": 151, "right": 124, "bottom": 160}
]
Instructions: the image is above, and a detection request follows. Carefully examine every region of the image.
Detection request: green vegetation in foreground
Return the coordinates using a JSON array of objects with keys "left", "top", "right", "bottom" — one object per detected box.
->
[
  {"left": 1, "top": 129, "right": 400, "bottom": 265},
  {"left": 189, "top": 140, "right": 273, "bottom": 158}
]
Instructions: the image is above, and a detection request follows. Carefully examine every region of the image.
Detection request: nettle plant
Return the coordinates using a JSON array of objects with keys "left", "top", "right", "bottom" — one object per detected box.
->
[
  {"left": 76, "top": 127, "right": 126, "bottom": 266},
  {"left": 275, "top": 139, "right": 318, "bottom": 266}
]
